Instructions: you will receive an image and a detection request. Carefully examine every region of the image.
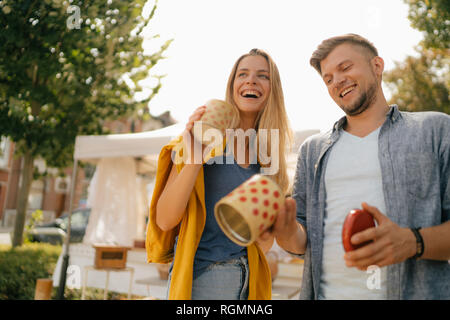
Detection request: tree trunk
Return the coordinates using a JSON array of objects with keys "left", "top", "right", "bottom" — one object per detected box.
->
[{"left": 12, "top": 150, "right": 34, "bottom": 247}]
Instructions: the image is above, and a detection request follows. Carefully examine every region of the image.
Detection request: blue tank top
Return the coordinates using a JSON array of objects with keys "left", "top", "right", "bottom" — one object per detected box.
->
[{"left": 193, "top": 153, "right": 260, "bottom": 279}]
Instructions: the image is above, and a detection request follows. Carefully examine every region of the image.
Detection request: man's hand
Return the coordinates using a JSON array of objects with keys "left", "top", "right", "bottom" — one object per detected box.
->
[
  {"left": 272, "top": 197, "right": 299, "bottom": 241},
  {"left": 260, "top": 197, "right": 306, "bottom": 255},
  {"left": 344, "top": 202, "right": 416, "bottom": 270}
]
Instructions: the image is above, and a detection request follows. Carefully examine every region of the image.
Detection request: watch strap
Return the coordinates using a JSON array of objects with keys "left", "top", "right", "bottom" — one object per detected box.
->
[{"left": 410, "top": 227, "right": 424, "bottom": 259}]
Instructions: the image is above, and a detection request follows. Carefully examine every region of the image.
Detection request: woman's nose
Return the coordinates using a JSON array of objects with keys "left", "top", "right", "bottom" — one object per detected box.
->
[{"left": 246, "top": 73, "right": 257, "bottom": 84}]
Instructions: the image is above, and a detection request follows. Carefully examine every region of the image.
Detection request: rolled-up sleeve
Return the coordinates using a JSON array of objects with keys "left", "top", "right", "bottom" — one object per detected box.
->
[
  {"left": 292, "top": 143, "right": 308, "bottom": 229},
  {"left": 439, "top": 115, "right": 450, "bottom": 222}
]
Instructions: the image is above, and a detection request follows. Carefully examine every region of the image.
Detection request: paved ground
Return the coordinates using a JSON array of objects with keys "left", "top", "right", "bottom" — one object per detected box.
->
[{"left": 0, "top": 227, "right": 12, "bottom": 245}]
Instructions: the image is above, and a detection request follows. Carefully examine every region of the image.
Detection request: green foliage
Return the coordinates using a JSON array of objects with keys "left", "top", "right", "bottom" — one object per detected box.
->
[
  {"left": 0, "top": 0, "right": 171, "bottom": 169},
  {"left": 63, "top": 287, "right": 145, "bottom": 300},
  {"left": 23, "top": 209, "right": 44, "bottom": 244},
  {"left": 405, "top": 0, "right": 450, "bottom": 49},
  {"left": 0, "top": 0, "right": 171, "bottom": 246},
  {"left": 384, "top": 46, "right": 449, "bottom": 113},
  {"left": 384, "top": 0, "right": 449, "bottom": 113},
  {"left": 0, "top": 243, "right": 61, "bottom": 300}
]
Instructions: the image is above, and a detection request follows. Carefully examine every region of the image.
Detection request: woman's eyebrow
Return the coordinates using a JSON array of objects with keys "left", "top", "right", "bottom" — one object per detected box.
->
[{"left": 237, "top": 68, "right": 269, "bottom": 73}]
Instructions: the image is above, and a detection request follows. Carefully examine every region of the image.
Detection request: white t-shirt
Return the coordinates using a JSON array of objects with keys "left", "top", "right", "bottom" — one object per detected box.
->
[{"left": 319, "top": 127, "right": 387, "bottom": 300}]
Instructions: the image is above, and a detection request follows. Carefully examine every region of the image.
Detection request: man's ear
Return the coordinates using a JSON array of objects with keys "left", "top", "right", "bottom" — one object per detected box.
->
[{"left": 372, "top": 56, "right": 384, "bottom": 77}]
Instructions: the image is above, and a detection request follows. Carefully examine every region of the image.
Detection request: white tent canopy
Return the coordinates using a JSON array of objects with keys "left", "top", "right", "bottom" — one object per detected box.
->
[
  {"left": 73, "top": 123, "right": 184, "bottom": 247},
  {"left": 74, "top": 123, "right": 185, "bottom": 162}
]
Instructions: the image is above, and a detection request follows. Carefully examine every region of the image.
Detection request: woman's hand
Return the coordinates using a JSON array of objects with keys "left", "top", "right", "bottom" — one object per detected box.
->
[{"left": 182, "top": 105, "right": 206, "bottom": 164}]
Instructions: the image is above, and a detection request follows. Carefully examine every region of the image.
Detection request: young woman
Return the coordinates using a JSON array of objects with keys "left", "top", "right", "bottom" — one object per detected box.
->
[{"left": 146, "top": 49, "right": 292, "bottom": 300}]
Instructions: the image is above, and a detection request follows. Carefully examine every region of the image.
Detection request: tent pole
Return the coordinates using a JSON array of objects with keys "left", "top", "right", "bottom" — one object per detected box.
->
[{"left": 57, "top": 160, "right": 78, "bottom": 300}]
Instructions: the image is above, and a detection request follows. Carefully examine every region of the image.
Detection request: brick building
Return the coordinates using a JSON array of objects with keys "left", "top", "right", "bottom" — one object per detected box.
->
[{"left": 0, "top": 111, "right": 175, "bottom": 227}]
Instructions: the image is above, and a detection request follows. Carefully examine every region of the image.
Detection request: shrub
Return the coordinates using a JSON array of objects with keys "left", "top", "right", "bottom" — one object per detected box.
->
[
  {"left": 0, "top": 243, "right": 61, "bottom": 300},
  {"left": 62, "top": 287, "right": 145, "bottom": 300},
  {"left": 23, "top": 209, "right": 43, "bottom": 244}
]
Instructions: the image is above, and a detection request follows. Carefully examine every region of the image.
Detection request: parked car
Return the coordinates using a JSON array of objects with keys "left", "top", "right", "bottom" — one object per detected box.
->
[{"left": 29, "top": 208, "right": 91, "bottom": 245}]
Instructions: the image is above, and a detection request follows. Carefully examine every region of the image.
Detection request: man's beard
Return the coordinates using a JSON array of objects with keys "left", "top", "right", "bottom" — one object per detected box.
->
[{"left": 340, "top": 81, "right": 377, "bottom": 116}]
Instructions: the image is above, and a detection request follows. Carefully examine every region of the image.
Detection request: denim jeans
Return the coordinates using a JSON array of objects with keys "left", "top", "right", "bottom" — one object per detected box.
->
[{"left": 166, "top": 255, "right": 249, "bottom": 300}]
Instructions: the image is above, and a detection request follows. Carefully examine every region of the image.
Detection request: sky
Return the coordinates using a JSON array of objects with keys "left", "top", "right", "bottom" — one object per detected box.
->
[{"left": 139, "top": 0, "right": 424, "bottom": 133}]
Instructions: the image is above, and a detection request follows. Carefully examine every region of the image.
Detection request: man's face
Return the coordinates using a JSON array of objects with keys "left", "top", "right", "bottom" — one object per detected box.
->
[{"left": 320, "top": 43, "right": 380, "bottom": 116}]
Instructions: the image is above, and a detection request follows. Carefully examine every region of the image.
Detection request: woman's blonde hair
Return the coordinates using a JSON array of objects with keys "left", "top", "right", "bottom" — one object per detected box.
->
[{"left": 225, "top": 49, "right": 293, "bottom": 193}]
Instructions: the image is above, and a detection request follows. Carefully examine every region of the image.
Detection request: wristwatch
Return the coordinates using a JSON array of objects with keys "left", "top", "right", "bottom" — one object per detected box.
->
[{"left": 410, "top": 227, "right": 424, "bottom": 259}]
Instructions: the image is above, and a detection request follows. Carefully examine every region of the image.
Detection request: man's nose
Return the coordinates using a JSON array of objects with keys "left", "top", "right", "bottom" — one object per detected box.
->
[{"left": 334, "top": 74, "right": 347, "bottom": 89}]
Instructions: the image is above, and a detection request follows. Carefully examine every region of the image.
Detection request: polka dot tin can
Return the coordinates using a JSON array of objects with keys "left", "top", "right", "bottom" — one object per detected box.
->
[{"left": 214, "top": 174, "right": 284, "bottom": 246}]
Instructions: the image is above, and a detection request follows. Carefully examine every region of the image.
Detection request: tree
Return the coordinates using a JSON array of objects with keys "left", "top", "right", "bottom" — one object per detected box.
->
[
  {"left": 0, "top": 0, "right": 171, "bottom": 247},
  {"left": 383, "top": 0, "right": 449, "bottom": 113},
  {"left": 404, "top": 0, "right": 450, "bottom": 49},
  {"left": 384, "top": 46, "right": 449, "bottom": 114}
]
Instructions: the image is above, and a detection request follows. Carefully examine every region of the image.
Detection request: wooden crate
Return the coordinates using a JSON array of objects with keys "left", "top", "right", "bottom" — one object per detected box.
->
[{"left": 93, "top": 244, "right": 131, "bottom": 269}]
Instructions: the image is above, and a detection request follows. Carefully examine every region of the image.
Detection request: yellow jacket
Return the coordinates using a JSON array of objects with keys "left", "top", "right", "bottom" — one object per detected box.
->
[{"left": 145, "top": 135, "right": 271, "bottom": 300}]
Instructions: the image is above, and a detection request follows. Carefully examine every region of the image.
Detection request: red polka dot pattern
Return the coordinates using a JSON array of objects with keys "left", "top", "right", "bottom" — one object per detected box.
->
[
  {"left": 201, "top": 100, "right": 234, "bottom": 130},
  {"left": 215, "top": 174, "right": 284, "bottom": 245}
]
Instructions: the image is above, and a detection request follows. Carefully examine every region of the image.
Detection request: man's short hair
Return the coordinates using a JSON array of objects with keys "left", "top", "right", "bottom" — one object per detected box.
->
[{"left": 310, "top": 34, "right": 379, "bottom": 75}]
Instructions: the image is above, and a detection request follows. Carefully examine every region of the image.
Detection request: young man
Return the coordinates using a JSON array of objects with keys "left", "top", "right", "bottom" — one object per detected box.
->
[{"left": 271, "top": 34, "right": 450, "bottom": 299}]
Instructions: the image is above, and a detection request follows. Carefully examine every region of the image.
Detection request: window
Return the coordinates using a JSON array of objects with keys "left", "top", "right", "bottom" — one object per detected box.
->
[{"left": 0, "top": 137, "right": 10, "bottom": 168}]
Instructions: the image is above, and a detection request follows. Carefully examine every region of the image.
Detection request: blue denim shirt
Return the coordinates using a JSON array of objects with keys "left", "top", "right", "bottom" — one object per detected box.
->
[{"left": 292, "top": 105, "right": 450, "bottom": 299}]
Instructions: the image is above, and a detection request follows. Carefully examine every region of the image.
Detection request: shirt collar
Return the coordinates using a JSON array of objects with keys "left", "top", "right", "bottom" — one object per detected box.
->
[
  {"left": 387, "top": 104, "right": 401, "bottom": 123},
  {"left": 332, "top": 104, "right": 401, "bottom": 134}
]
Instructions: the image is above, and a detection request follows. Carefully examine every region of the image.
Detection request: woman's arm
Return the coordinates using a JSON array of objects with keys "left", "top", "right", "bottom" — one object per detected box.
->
[
  {"left": 156, "top": 162, "right": 202, "bottom": 231},
  {"left": 156, "top": 106, "right": 206, "bottom": 231}
]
